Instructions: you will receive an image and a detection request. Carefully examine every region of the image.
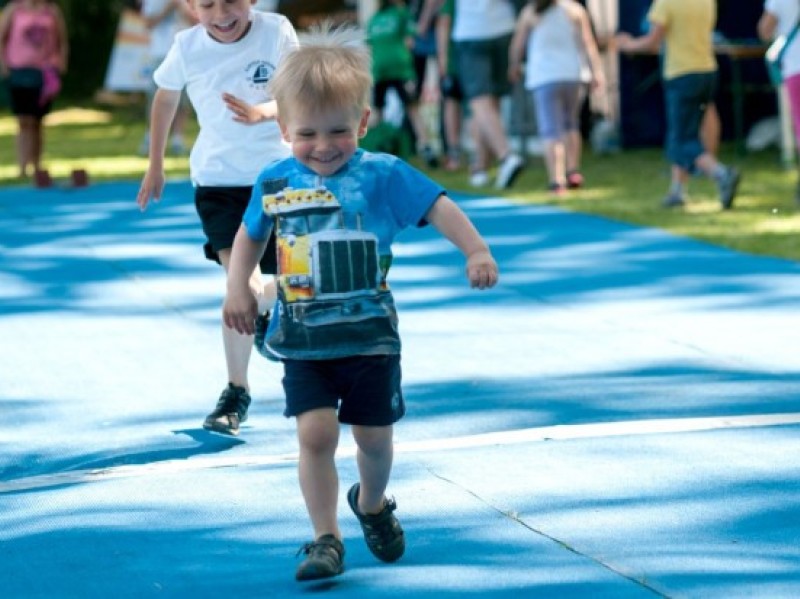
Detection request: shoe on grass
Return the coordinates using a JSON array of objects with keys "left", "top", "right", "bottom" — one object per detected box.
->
[
  {"left": 469, "top": 170, "right": 489, "bottom": 187},
  {"left": 566, "top": 170, "right": 584, "bottom": 189},
  {"left": 661, "top": 192, "right": 686, "bottom": 208},
  {"left": 295, "top": 534, "right": 345, "bottom": 581},
  {"left": 347, "top": 482, "right": 405, "bottom": 563},
  {"left": 202, "top": 383, "right": 251, "bottom": 436},
  {"left": 495, "top": 152, "right": 524, "bottom": 189},
  {"left": 717, "top": 167, "right": 741, "bottom": 210}
]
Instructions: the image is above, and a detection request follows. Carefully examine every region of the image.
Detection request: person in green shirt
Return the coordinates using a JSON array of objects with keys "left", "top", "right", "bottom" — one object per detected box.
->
[{"left": 366, "top": 0, "right": 438, "bottom": 166}]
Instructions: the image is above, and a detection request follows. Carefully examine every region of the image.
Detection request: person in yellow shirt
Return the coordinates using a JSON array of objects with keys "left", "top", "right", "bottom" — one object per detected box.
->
[{"left": 616, "top": 0, "right": 740, "bottom": 209}]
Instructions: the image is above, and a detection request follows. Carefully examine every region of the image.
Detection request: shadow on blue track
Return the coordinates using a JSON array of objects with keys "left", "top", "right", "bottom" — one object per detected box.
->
[{"left": 2, "top": 181, "right": 799, "bottom": 598}]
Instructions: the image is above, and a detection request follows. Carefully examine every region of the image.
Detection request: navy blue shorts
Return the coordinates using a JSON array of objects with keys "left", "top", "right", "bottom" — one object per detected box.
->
[
  {"left": 194, "top": 185, "right": 276, "bottom": 273},
  {"left": 282, "top": 354, "right": 405, "bottom": 426},
  {"left": 663, "top": 71, "right": 717, "bottom": 170}
]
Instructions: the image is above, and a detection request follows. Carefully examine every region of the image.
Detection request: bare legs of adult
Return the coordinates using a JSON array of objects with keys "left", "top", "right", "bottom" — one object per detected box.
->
[
  {"left": 16, "top": 115, "right": 43, "bottom": 178},
  {"left": 442, "top": 97, "right": 462, "bottom": 170},
  {"left": 468, "top": 94, "right": 524, "bottom": 189}
]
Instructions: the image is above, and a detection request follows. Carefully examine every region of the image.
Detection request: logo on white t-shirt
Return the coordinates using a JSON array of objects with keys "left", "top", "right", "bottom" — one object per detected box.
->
[{"left": 246, "top": 60, "right": 275, "bottom": 88}]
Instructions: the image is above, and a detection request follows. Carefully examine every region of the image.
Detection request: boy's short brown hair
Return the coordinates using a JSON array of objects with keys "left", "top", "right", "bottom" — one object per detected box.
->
[{"left": 269, "top": 23, "right": 373, "bottom": 120}]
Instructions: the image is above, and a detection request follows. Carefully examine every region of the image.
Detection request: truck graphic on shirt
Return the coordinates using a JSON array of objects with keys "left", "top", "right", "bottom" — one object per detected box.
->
[{"left": 261, "top": 185, "right": 398, "bottom": 358}]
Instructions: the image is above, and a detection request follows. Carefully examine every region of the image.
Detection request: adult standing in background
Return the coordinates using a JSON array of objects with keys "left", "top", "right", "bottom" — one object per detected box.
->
[
  {"left": 139, "top": 0, "right": 196, "bottom": 156},
  {"left": 758, "top": 0, "right": 800, "bottom": 203},
  {"left": 509, "top": 0, "right": 604, "bottom": 194},
  {"left": 616, "top": 0, "right": 740, "bottom": 210},
  {"left": 452, "top": 0, "right": 525, "bottom": 189},
  {"left": 0, "top": 0, "right": 67, "bottom": 181}
]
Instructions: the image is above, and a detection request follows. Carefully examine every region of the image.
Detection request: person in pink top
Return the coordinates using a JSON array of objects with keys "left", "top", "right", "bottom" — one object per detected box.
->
[{"left": 0, "top": 0, "right": 68, "bottom": 180}]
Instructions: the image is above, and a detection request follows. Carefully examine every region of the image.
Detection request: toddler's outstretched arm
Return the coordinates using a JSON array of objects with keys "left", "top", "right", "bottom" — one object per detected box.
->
[
  {"left": 223, "top": 225, "right": 269, "bottom": 335},
  {"left": 425, "top": 195, "right": 499, "bottom": 290}
]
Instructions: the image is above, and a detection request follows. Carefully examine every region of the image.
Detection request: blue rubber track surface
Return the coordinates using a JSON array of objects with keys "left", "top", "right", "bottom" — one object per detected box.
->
[{"left": 1, "top": 180, "right": 799, "bottom": 598}]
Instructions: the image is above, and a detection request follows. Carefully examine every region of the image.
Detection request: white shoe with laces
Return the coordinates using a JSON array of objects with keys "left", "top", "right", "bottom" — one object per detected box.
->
[{"left": 495, "top": 153, "right": 524, "bottom": 189}]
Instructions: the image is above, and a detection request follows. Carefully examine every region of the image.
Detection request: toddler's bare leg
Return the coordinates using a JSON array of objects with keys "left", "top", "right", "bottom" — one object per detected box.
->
[
  {"left": 297, "top": 408, "right": 342, "bottom": 539},
  {"left": 351, "top": 424, "right": 394, "bottom": 514}
]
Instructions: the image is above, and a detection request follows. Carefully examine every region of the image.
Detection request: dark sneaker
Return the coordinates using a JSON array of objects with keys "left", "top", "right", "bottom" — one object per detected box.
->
[
  {"left": 253, "top": 311, "right": 270, "bottom": 359},
  {"left": 495, "top": 153, "right": 524, "bottom": 189},
  {"left": 717, "top": 167, "right": 741, "bottom": 210},
  {"left": 347, "top": 483, "right": 405, "bottom": 563},
  {"left": 295, "top": 534, "right": 345, "bottom": 581},
  {"left": 202, "top": 383, "right": 251, "bottom": 436},
  {"left": 662, "top": 192, "right": 686, "bottom": 208},
  {"left": 420, "top": 145, "right": 439, "bottom": 169}
]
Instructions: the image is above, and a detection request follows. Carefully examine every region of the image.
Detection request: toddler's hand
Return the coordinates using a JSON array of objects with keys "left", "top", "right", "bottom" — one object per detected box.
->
[
  {"left": 466, "top": 250, "right": 498, "bottom": 290},
  {"left": 223, "top": 290, "right": 259, "bottom": 336}
]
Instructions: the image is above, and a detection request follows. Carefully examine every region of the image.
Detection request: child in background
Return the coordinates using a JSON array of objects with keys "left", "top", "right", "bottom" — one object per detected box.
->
[
  {"left": 138, "top": 0, "right": 196, "bottom": 156},
  {"left": 222, "top": 24, "right": 499, "bottom": 581},
  {"left": 136, "top": 0, "right": 298, "bottom": 436},
  {"left": 509, "top": 0, "right": 604, "bottom": 194},
  {"left": 366, "top": 0, "right": 438, "bottom": 167},
  {"left": 616, "top": 0, "right": 740, "bottom": 209}
]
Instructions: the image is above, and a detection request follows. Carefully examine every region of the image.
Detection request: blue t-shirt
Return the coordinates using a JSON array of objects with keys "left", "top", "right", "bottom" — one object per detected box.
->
[{"left": 243, "top": 149, "right": 445, "bottom": 360}]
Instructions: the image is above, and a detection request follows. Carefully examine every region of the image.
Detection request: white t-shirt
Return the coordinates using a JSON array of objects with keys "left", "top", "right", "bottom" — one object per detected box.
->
[
  {"left": 525, "top": 2, "right": 591, "bottom": 89},
  {"left": 452, "top": 0, "right": 516, "bottom": 41},
  {"left": 141, "top": 0, "right": 187, "bottom": 60},
  {"left": 155, "top": 11, "right": 297, "bottom": 186},
  {"left": 765, "top": 0, "right": 800, "bottom": 78}
]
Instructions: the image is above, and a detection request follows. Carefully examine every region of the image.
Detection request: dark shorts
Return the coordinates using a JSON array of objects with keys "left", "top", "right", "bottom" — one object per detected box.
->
[
  {"left": 663, "top": 71, "right": 717, "bottom": 170},
  {"left": 455, "top": 34, "right": 513, "bottom": 100},
  {"left": 7, "top": 68, "right": 51, "bottom": 118},
  {"left": 282, "top": 354, "right": 405, "bottom": 426},
  {"left": 373, "top": 79, "right": 417, "bottom": 110},
  {"left": 194, "top": 185, "right": 277, "bottom": 273},
  {"left": 440, "top": 73, "right": 464, "bottom": 102}
]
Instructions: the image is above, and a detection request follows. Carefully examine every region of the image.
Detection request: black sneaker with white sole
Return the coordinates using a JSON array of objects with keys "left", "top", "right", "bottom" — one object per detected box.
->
[{"left": 202, "top": 383, "right": 251, "bottom": 436}]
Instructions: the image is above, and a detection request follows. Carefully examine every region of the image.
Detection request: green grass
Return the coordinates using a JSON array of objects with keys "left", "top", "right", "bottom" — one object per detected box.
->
[{"left": 2, "top": 102, "right": 798, "bottom": 262}]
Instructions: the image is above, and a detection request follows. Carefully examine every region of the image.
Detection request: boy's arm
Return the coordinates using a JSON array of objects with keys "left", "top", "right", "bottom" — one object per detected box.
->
[
  {"left": 223, "top": 225, "right": 270, "bottom": 336},
  {"left": 0, "top": 5, "right": 15, "bottom": 77},
  {"left": 425, "top": 195, "right": 498, "bottom": 290},
  {"left": 52, "top": 5, "right": 69, "bottom": 72},
  {"left": 136, "top": 88, "right": 181, "bottom": 210},
  {"left": 615, "top": 21, "right": 665, "bottom": 54},
  {"left": 508, "top": 6, "right": 533, "bottom": 84},
  {"left": 222, "top": 94, "right": 278, "bottom": 124}
]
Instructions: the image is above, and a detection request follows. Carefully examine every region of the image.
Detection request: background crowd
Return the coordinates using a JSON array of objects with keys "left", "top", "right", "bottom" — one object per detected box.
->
[{"left": 0, "top": 1, "right": 798, "bottom": 208}]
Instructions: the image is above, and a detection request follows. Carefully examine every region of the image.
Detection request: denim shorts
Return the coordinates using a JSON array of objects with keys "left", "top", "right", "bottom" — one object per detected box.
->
[
  {"left": 194, "top": 185, "right": 276, "bottom": 273},
  {"left": 532, "top": 81, "right": 587, "bottom": 140},
  {"left": 455, "top": 34, "right": 513, "bottom": 100},
  {"left": 663, "top": 71, "right": 717, "bottom": 170},
  {"left": 282, "top": 354, "right": 405, "bottom": 426}
]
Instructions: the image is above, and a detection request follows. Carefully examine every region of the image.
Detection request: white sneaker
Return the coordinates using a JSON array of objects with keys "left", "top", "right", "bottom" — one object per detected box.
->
[
  {"left": 469, "top": 170, "right": 489, "bottom": 187},
  {"left": 495, "top": 153, "right": 525, "bottom": 189}
]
